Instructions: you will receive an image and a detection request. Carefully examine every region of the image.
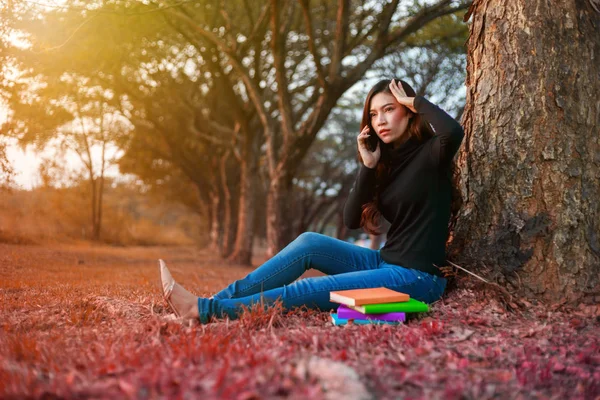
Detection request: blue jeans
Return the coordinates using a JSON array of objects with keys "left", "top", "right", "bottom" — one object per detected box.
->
[{"left": 197, "top": 232, "right": 446, "bottom": 323}]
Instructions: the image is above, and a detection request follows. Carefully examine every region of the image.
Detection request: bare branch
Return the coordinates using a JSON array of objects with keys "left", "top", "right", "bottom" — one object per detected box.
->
[
  {"left": 387, "top": 2, "right": 470, "bottom": 47},
  {"left": 238, "top": 3, "right": 270, "bottom": 55},
  {"left": 328, "top": 0, "right": 349, "bottom": 82},
  {"left": 270, "top": 0, "right": 295, "bottom": 141},
  {"left": 345, "top": 20, "right": 378, "bottom": 55},
  {"left": 164, "top": 18, "right": 250, "bottom": 127},
  {"left": 365, "top": 2, "right": 470, "bottom": 89},
  {"left": 445, "top": 260, "right": 490, "bottom": 283},
  {"left": 242, "top": 0, "right": 256, "bottom": 27},
  {"left": 294, "top": 0, "right": 400, "bottom": 148},
  {"left": 293, "top": 85, "right": 321, "bottom": 125},
  {"left": 166, "top": 8, "right": 270, "bottom": 130},
  {"left": 298, "top": 0, "right": 326, "bottom": 88}
]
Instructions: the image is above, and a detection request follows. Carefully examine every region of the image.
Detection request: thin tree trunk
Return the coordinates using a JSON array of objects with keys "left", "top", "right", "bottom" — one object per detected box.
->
[
  {"left": 208, "top": 156, "right": 222, "bottom": 251},
  {"left": 265, "top": 173, "right": 294, "bottom": 258},
  {"left": 94, "top": 175, "right": 104, "bottom": 241},
  {"left": 451, "top": 0, "right": 600, "bottom": 302},
  {"left": 208, "top": 188, "right": 221, "bottom": 251},
  {"left": 89, "top": 176, "right": 98, "bottom": 241},
  {"left": 228, "top": 129, "right": 260, "bottom": 265},
  {"left": 94, "top": 133, "right": 107, "bottom": 242},
  {"left": 219, "top": 151, "right": 235, "bottom": 258},
  {"left": 94, "top": 139, "right": 106, "bottom": 242}
]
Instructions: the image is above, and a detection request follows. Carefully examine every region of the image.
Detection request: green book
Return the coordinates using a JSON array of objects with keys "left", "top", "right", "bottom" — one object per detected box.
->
[{"left": 349, "top": 298, "right": 429, "bottom": 314}]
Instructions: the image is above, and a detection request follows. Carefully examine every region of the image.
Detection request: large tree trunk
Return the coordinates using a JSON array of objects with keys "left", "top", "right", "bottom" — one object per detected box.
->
[
  {"left": 228, "top": 130, "right": 261, "bottom": 265},
  {"left": 452, "top": 0, "right": 600, "bottom": 302}
]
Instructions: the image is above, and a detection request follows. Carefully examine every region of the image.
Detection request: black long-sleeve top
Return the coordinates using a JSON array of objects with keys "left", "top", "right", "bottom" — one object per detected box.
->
[{"left": 343, "top": 96, "right": 464, "bottom": 277}]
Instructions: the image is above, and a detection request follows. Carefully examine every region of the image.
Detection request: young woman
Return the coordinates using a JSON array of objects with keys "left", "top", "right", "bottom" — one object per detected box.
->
[{"left": 160, "top": 79, "right": 464, "bottom": 323}]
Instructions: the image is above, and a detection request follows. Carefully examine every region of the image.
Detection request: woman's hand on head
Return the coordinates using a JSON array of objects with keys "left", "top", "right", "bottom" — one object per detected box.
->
[
  {"left": 389, "top": 79, "right": 417, "bottom": 113},
  {"left": 357, "top": 125, "right": 381, "bottom": 169}
]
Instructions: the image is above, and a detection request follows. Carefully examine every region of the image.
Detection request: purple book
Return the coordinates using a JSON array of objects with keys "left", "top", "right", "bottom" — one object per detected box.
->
[{"left": 337, "top": 304, "right": 406, "bottom": 322}]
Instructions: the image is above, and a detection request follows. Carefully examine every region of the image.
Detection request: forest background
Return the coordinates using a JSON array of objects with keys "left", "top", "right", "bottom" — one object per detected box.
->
[
  {"left": 3, "top": 0, "right": 597, "bottom": 302},
  {"left": 0, "top": 0, "right": 467, "bottom": 256},
  {"left": 1, "top": 0, "right": 599, "bottom": 398}
]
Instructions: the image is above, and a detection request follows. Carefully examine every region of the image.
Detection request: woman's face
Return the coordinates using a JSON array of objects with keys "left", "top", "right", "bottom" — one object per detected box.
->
[{"left": 369, "top": 92, "right": 412, "bottom": 148}]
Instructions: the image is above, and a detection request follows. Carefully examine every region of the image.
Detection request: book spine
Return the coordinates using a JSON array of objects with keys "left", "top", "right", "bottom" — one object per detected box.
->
[
  {"left": 337, "top": 305, "right": 406, "bottom": 322},
  {"left": 350, "top": 301, "right": 429, "bottom": 313},
  {"left": 331, "top": 313, "right": 401, "bottom": 326}
]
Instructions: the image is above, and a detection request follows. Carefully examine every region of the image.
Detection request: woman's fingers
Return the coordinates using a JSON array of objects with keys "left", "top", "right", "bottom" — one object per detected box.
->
[
  {"left": 388, "top": 81, "right": 401, "bottom": 102},
  {"left": 390, "top": 79, "right": 408, "bottom": 98},
  {"left": 389, "top": 79, "right": 417, "bottom": 113},
  {"left": 357, "top": 126, "right": 370, "bottom": 144}
]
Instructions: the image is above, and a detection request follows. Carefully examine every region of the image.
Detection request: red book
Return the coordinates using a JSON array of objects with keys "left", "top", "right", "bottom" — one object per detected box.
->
[{"left": 329, "top": 287, "right": 409, "bottom": 306}]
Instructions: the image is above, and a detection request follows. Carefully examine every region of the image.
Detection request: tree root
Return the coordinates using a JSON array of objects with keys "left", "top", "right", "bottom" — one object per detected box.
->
[{"left": 438, "top": 261, "right": 526, "bottom": 312}]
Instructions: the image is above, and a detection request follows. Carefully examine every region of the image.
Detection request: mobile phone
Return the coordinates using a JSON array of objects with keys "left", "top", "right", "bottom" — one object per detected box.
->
[{"left": 366, "top": 125, "right": 380, "bottom": 152}]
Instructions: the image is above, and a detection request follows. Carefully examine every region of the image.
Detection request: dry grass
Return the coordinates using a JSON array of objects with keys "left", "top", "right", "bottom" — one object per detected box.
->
[
  {"left": 0, "top": 186, "right": 205, "bottom": 246},
  {"left": 1, "top": 242, "right": 599, "bottom": 399}
]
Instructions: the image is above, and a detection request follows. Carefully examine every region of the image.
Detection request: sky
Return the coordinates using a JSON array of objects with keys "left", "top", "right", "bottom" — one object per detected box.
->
[
  {"left": 1, "top": 100, "right": 41, "bottom": 189},
  {"left": 6, "top": 143, "right": 41, "bottom": 189},
  {"left": 4, "top": 136, "right": 124, "bottom": 190}
]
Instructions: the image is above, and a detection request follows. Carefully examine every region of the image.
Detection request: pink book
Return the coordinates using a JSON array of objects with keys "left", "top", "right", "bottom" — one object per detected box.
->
[{"left": 337, "top": 304, "right": 406, "bottom": 322}]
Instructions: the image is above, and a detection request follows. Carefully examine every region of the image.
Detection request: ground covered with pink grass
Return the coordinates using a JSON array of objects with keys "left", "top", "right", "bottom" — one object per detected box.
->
[{"left": 1, "top": 243, "right": 599, "bottom": 399}]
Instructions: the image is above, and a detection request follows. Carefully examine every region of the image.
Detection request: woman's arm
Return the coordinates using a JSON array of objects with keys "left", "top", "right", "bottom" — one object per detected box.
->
[
  {"left": 343, "top": 164, "right": 377, "bottom": 229},
  {"left": 344, "top": 123, "right": 382, "bottom": 229},
  {"left": 389, "top": 79, "right": 464, "bottom": 166},
  {"left": 414, "top": 96, "right": 465, "bottom": 166}
]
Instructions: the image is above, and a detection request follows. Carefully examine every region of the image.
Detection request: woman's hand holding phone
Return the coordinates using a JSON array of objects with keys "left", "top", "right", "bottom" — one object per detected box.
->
[{"left": 357, "top": 125, "right": 380, "bottom": 169}]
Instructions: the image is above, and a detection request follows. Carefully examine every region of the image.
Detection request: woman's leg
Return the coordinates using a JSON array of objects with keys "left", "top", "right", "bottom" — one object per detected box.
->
[
  {"left": 212, "top": 232, "right": 381, "bottom": 300},
  {"left": 198, "top": 264, "right": 446, "bottom": 323}
]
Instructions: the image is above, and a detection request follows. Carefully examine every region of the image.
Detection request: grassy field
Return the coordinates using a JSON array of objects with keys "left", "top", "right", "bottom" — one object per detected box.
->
[{"left": 1, "top": 242, "right": 599, "bottom": 399}]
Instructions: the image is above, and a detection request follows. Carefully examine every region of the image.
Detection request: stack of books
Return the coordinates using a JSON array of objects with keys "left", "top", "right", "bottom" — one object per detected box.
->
[{"left": 329, "top": 287, "right": 429, "bottom": 326}]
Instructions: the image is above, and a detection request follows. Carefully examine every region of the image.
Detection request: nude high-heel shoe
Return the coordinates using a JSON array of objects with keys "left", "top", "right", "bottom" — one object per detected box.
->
[{"left": 158, "top": 259, "right": 199, "bottom": 321}]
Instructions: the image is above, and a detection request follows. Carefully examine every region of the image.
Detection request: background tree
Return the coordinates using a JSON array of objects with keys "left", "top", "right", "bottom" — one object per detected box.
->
[
  {"left": 3, "top": 0, "right": 470, "bottom": 264},
  {"left": 373, "top": 11, "right": 468, "bottom": 118},
  {"left": 5, "top": 71, "right": 130, "bottom": 240},
  {"left": 61, "top": 100, "right": 129, "bottom": 241},
  {"left": 291, "top": 105, "right": 360, "bottom": 238},
  {"left": 451, "top": 0, "right": 600, "bottom": 301},
  {"left": 0, "top": 0, "right": 29, "bottom": 189},
  {"left": 0, "top": 142, "right": 13, "bottom": 189},
  {"left": 164, "top": 0, "right": 470, "bottom": 257}
]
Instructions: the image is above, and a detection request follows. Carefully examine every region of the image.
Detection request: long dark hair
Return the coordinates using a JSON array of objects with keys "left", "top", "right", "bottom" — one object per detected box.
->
[{"left": 358, "top": 79, "right": 434, "bottom": 234}]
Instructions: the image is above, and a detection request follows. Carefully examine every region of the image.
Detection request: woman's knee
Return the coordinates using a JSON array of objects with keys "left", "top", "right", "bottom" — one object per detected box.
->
[
  {"left": 289, "top": 232, "right": 330, "bottom": 256},
  {"left": 294, "top": 232, "right": 325, "bottom": 246}
]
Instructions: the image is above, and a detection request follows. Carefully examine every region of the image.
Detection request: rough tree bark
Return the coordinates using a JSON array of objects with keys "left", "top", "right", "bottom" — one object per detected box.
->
[{"left": 452, "top": 0, "right": 600, "bottom": 302}]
